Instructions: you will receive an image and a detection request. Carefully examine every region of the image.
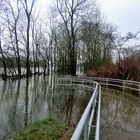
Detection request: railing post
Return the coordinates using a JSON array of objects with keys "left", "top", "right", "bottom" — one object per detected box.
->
[
  {"left": 106, "top": 78, "right": 108, "bottom": 88},
  {"left": 123, "top": 80, "right": 125, "bottom": 91},
  {"left": 84, "top": 113, "right": 90, "bottom": 140}
]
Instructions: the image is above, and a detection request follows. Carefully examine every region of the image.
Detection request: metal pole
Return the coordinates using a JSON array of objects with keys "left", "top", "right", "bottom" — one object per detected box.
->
[
  {"left": 123, "top": 80, "right": 125, "bottom": 91},
  {"left": 106, "top": 78, "right": 108, "bottom": 88},
  {"left": 84, "top": 113, "right": 90, "bottom": 140},
  {"left": 95, "top": 85, "right": 101, "bottom": 140}
]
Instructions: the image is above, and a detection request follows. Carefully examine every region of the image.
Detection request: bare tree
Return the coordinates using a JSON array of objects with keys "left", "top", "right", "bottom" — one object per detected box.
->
[
  {"left": 0, "top": 27, "right": 7, "bottom": 77},
  {"left": 80, "top": 15, "right": 116, "bottom": 72},
  {"left": 4, "top": 0, "right": 22, "bottom": 78},
  {"left": 20, "top": 0, "right": 37, "bottom": 78},
  {"left": 0, "top": 0, "right": 7, "bottom": 78},
  {"left": 115, "top": 32, "right": 136, "bottom": 66},
  {"left": 54, "top": 0, "right": 95, "bottom": 75}
]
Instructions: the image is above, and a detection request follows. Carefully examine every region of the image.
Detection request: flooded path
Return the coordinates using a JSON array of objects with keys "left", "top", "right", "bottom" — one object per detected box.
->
[{"left": 101, "top": 88, "right": 140, "bottom": 140}]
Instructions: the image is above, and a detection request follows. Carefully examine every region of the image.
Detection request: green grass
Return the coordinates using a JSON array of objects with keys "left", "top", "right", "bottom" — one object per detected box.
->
[{"left": 14, "top": 117, "right": 68, "bottom": 140}]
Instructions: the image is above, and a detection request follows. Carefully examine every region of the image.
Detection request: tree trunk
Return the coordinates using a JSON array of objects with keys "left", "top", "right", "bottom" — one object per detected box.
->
[
  {"left": 26, "top": 15, "right": 31, "bottom": 78},
  {"left": 15, "top": 24, "right": 21, "bottom": 78},
  {"left": 0, "top": 29, "right": 7, "bottom": 77},
  {"left": 43, "top": 61, "right": 47, "bottom": 76},
  {"left": 70, "top": 55, "right": 76, "bottom": 76}
]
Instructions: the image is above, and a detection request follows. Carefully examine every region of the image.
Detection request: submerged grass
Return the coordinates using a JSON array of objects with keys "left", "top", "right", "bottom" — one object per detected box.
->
[{"left": 14, "top": 117, "right": 70, "bottom": 140}]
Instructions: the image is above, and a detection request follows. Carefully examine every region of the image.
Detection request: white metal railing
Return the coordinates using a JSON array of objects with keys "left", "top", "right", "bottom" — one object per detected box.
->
[
  {"left": 62, "top": 76, "right": 140, "bottom": 93},
  {"left": 57, "top": 76, "right": 140, "bottom": 140},
  {"left": 87, "top": 77, "right": 140, "bottom": 95},
  {"left": 58, "top": 77, "right": 101, "bottom": 140}
]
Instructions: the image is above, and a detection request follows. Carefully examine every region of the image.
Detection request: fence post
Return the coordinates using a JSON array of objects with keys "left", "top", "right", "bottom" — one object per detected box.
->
[
  {"left": 106, "top": 78, "right": 108, "bottom": 88},
  {"left": 84, "top": 113, "right": 90, "bottom": 140},
  {"left": 123, "top": 80, "right": 125, "bottom": 91}
]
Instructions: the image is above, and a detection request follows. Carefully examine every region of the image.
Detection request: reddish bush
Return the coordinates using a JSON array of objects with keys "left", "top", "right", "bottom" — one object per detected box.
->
[{"left": 86, "top": 56, "right": 140, "bottom": 81}]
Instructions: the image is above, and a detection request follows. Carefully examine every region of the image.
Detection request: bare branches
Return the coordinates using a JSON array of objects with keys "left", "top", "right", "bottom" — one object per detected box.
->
[
  {"left": 19, "top": 0, "right": 37, "bottom": 77},
  {"left": 20, "top": 0, "right": 37, "bottom": 16},
  {"left": 51, "top": 0, "right": 99, "bottom": 75}
]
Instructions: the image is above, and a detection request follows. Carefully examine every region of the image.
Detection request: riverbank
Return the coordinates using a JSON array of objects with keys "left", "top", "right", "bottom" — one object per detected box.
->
[{"left": 14, "top": 117, "right": 73, "bottom": 140}]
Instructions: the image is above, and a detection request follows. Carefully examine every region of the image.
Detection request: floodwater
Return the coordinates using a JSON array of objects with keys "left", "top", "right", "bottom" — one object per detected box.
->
[
  {"left": 0, "top": 75, "right": 140, "bottom": 140},
  {"left": 0, "top": 75, "right": 93, "bottom": 139},
  {"left": 101, "top": 88, "right": 140, "bottom": 140}
]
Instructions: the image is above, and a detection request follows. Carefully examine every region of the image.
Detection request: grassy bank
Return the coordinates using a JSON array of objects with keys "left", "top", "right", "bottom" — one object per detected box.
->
[{"left": 14, "top": 117, "right": 72, "bottom": 140}]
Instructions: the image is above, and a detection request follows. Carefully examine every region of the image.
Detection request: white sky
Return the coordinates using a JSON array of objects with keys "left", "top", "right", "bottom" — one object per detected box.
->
[
  {"left": 37, "top": 0, "right": 140, "bottom": 45},
  {"left": 98, "top": 0, "right": 140, "bottom": 35}
]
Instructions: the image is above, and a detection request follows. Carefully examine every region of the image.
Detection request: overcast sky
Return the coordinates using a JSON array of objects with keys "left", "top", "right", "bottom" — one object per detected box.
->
[
  {"left": 38, "top": 0, "right": 140, "bottom": 45},
  {"left": 99, "top": 0, "right": 140, "bottom": 35}
]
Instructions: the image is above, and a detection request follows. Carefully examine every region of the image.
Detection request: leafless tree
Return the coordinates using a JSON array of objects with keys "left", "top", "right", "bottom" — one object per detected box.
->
[
  {"left": 115, "top": 32, "right": 136, "bottom": 66},
  {"left": 0, "top": 0, "right": 7, "bottom": 77},
  {"left": 3, "top": 0, "right": 22, "bottom": 77},
  {"left": 54, "top": 0, "right": 95, "bottom": 75},
  {"left": 0, "top": 27, "right": 7, "bottom": 77},
  {"left": 20, "top": 0, "right": 37, "bottom": 78}
]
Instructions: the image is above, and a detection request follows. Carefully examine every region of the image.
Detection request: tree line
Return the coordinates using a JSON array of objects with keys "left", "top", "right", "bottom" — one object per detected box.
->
[{"left": 0, "top": 0, "right": 139, "bottom": 79}]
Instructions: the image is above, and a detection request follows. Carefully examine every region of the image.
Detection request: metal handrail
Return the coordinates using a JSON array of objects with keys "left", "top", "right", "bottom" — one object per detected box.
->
[
  {"left": 62, "top": 76, "right": 140, "bottom": 93},
  {"left": 95, "top": 85, "right": 101, "bottom": 140},
  {"left": 90, "top": 77, "right": 140, "bottom": 85},
  {"left": 58, "top": 76, "right": 140, "bottom": 140},
  {"left": 88, "top": 77, "right": 140, "bottom": 94},
  {"left": 58, "top": 77, "right": 101, "bottom": 140}
]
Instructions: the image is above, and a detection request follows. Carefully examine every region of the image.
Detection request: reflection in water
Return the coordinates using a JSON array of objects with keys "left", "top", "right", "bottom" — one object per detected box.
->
[
  {"left": 65, "top": 93, "right": 74, "bottom": 124},
  {"left": 47, "top": 84, "right": 92, "bottom": 126},
  {"left": 10, "top": 80, "right": 20, "bottom": 132},
  {"left": 0, "top": 76, "right": 92, "bottom": 139},
  {"left": 1, "top": 76, "right": 140, "bottom": 140},
  {"left": 24, "top": 79, "right": 28, "bottom": 128},
  {"left": 101, "top": 88, "right": 140, "bottom": 140}
]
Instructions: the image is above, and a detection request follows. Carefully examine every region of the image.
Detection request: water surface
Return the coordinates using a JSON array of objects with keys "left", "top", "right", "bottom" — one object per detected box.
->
[
  {"left": 0, "top": 75, "right": 93, "bottom": 139},
  {"left": 101, "top": 88, "right": 140, "bottom": 140},
  {"left": 1, "top": 76, "right": 140, "bottom": 140}
]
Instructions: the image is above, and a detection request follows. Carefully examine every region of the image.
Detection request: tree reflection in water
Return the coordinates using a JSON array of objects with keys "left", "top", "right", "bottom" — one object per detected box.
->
[
  {"left": 0, "top": 75, "right": 92, "bottom": 139},
  {"left": 101, "top": 88, "right": 140, "bottom": 140},
  {"left": 24, "top": 79, "right": 28, "bottom": 128},
  {"left": 47, "top": 84, "right": 92, "bottom": 126}
]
